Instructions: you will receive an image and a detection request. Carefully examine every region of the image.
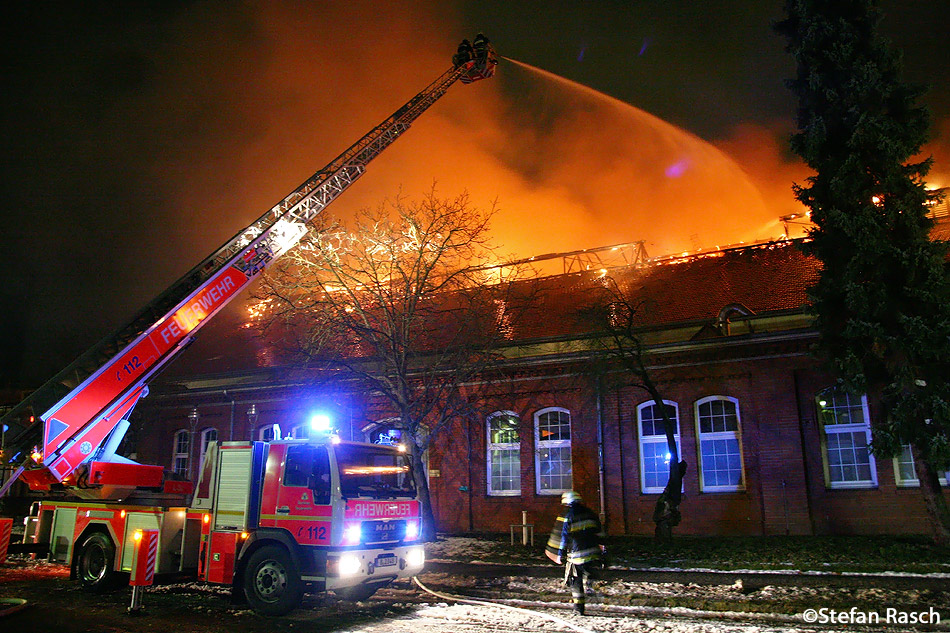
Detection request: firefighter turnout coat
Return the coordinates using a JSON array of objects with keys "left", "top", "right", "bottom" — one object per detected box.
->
[{"left": 545, "top": 501, "right": 605, "bottom": 565}]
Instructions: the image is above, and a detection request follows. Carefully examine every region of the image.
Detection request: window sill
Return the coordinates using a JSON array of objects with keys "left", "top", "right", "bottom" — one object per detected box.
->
[
  {"left": 699, "top": 487, "right": 746, "bottom": 494},
  {"left": 825, "top": 482, "right": 878, "bottom": 490}
]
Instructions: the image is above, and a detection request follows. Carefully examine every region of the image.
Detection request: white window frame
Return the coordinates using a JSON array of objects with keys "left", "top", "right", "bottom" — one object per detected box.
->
[
  {"left": 487, "top": 411, "right": 521, "bottom": 496},
  {"left": 363, "top": 417, "right": 403, "bottom": 445},
  {"left": 816, "top": 388, "right": 877, "bottom": 489},
  {"left": 894, "top": 443, "right": 950, "bottom": 487},
  {"left": 258, "top": 425, "right": 277, "bottom": 442},
  {"left": 637, "top": 400, "right": 681, "bottom": 494},
  {"left": 172, "top": 429, "right": 190, "bottom": 478},
  {"left": 199, "top": 427, "right": 217, "bottom": 472},
  {"left": 694, "top": 396, "right": 746, "bottom": 492},
  {"left": 362, "top": 418, "right": 430, "bottom": 482},
  {"left": 534, "top": 407, "right": 573, "bottom": 495}
]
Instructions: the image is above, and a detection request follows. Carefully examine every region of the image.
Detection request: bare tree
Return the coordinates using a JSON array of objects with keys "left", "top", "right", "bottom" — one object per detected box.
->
[
  {"left": 579, "top": 276, "right": 686, "bottom": 539},
  {"left": 252, "top": 189, "right": 522, "bottom": 540}
]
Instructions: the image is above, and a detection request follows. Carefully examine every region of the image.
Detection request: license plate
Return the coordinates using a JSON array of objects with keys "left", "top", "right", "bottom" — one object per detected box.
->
[{"left": 375, "top": 553, "right": 397, "bottom": 568}]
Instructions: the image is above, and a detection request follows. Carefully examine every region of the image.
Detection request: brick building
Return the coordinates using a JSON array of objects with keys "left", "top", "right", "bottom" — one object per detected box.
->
[{"left": 133, "top": 239, "right": 949, "bottom": 537}]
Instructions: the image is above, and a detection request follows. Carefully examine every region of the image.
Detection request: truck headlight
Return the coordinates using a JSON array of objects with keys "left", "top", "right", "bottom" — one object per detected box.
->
[
  {"left": 338, "top": 553, "right": 362, "bottom": 577},
  {"left": 405, "top": 547, "right": 424, "bottom": 569},
  {"left": 343, "top": 523, "right": 362, "bottom": 545}
]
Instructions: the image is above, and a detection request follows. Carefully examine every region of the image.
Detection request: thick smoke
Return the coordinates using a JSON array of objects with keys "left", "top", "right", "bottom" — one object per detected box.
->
[
  {"left": 152, "top": 2, "right": 806, "bottom": 264},
  {"left": 5, "top": 0, "right": 945, "bottom": 385}
]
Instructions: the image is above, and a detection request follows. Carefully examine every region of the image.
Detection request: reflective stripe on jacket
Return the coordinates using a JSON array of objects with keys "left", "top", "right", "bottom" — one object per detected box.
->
[{"left": 545, "top": 502, "right": 605, "bottom": 565}]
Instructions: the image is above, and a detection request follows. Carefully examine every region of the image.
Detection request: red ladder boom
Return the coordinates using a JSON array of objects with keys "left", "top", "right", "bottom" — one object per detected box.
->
[{"left": 0, "top": 40, "right": 497, "bottom": 497}]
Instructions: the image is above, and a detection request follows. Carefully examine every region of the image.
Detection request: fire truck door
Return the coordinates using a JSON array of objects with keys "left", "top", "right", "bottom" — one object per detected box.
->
[{"left": 50, "top": 507, "right": 77, "bottom": 563}]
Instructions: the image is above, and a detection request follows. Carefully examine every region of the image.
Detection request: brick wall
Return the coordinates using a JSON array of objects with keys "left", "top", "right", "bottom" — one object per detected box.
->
[{"left": 135, "top": 335, "right": 950, "bottom": 538}]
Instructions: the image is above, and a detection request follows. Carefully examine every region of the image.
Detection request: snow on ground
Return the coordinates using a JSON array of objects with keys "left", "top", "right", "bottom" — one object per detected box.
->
[
  {"left": 334, "top": 600, "right": 842, "bottom": 633},
  {"left": 425, "top": 536, "right": 505, "bottom": 563},
  {"left": 416, "top": 537, "right": 950, "bottom": 632},
  {"left": 422, "top": 570, "right": 950, "bottom": 614}
]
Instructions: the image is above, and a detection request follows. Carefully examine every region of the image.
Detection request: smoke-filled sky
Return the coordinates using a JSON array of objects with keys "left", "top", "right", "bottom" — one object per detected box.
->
[{"left": 2, "top": 0, "right": 949, "bottom": 388}]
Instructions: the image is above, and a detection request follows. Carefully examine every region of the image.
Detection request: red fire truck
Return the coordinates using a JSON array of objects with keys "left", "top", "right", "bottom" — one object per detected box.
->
[
  {"left": 1, "top": 39, "right": 496, "bottom": 615},
  {"left": 29, "top": 434, "right": 423, "bottom": 614}
]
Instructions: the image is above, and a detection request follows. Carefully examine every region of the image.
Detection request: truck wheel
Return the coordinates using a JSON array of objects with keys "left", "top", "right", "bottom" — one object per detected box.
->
[
  {"left": 243, "top": 545, "right": 303, "bottom": 616},
  {"left": 334, "top": 583, "right": 383, "bottom": 602},
  {"left": 76, "top": 532, "right": 120, "bottom": 593}
]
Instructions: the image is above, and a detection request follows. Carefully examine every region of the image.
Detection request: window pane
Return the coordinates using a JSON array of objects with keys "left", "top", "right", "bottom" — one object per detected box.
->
[
  {"left": 490, "top": 447, "right": 521, "bottom": 493},
  {"left": 489, "top": 413, "right": 521, "bottom": 495},
  {"left": 284, "top": 445, "right": 312, "bottom": 487},
  {"left": 816, "top": 388, "right": 865, "bottom": 426},
  {"left": 825, "top": 430, "right": 873, "bottom": 484},
  {"left": 698, "top": 399, "right": 738, "bottom": 433},
  {"left": 696, "top": 399, "right": 742, "bottom": 489},
  {"left": 640, "top": 404, "right": 677, "bottom": 437},
  {"left": 538, "top": 410, "right": 571, "bottom": 441},
  {"left": 490, "top": 414, "right": 520, "bottom": 444},
  {"left": 700, "top": 437, "right": 742, "bottom": 488},
  {"left": 175, "top": 431, "right": 189, "bottom": 454},
  {"left": 538, "top": 445, "right": 572, "bottom": 491},
  {"left": 642, "top": 437, "right": 680, "bottom": 492}
]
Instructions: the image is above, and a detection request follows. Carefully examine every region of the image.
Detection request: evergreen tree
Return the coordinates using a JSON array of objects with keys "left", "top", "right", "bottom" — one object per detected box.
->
[{"left": 779, "top": 0, "right": 950, "bottom": 544}]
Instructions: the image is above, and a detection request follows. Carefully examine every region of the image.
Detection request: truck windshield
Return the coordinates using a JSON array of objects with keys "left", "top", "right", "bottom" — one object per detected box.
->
[{"left": 336, "top": 443, "right": 414, "bottom": 499}]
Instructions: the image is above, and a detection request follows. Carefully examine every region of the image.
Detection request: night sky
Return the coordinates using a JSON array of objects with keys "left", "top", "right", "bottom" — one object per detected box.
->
[{"left": 2, "top": 1, "right": 949, "bottom": 390}]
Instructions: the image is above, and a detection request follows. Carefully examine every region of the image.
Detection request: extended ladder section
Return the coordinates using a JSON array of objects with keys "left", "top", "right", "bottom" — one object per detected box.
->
[{"left": 0, "top": 44, "right": 496, "bottom": 496}]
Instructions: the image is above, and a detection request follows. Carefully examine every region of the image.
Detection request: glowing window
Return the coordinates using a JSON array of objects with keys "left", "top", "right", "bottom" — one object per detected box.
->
[
  {"left": 695, "top": 396, "right": 745, "bottom": 492},
  {"left": 638, "top": 401, "right": 680, "bottom": 494},
  {"left": 534, "top": 407, "right": 572, "bottom": 495},
  {"left": 816, "top": 388, "right": 876, "bottom": 488},
  {"left": 487, "top": 411, "right": 521, "bottom": 496}
]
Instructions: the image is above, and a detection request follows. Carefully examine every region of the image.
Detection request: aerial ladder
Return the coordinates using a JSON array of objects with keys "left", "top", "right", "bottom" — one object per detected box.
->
[{"left": 0, "top": 39, "right": 497, "bottom": 501}]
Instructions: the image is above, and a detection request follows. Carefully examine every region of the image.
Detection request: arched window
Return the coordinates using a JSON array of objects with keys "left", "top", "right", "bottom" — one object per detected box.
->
[
  {"left": 199, "top": 427, "right": 217, "bottom": 471},
  {"left": 487, "top": 411, "right": 521, "bottom": 496},
  {"left": 534, "top": 407, "right": 572, "bottom": 495},
  {"left": 258, "top": 424, "right": 277, "bottom": 442},
  {"left": 367, "top": 418, "right": 403, "bottom": 445},
  {"left": 172, "top": 429, "right": 190, "bottom": 477},
  {"left": 638, "top": 401, "right": 680, "bottom": 494},
  {"left": 695, "top": 396, "right": 745, "bottom": 492},
  {"left": 815, "top": 387, "right": 876, "bottom": 488}
]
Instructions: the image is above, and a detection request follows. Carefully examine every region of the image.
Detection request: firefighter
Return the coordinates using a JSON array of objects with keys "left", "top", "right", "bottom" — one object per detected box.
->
[
  {"left": 544, "top": 491, "right": 605, "bottom": 615},
  {"left": 472, "top": 32, "right": 490, "bottom": 65},
  {"left": 453, "top": 38, "right": 474, "bottom": 68}
]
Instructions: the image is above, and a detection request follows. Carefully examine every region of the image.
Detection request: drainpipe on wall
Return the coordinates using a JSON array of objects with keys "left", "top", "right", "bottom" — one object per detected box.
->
[
  {"left": 595, "top": 373, "right": 607, "bottom": 528},
  {"left": 468, "top": 414, "right": 474, "bottom": 532},
  {"left": 223, "top": 390, "right": 236, "bottom": 441}
]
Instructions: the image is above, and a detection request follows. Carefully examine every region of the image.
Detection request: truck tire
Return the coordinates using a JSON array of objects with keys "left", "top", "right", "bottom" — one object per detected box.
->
[
  {"left": 243, "top": 545, "right": 303, "bottom": 616},
  {"left": 76, "top": 532, "right": 120, "bottom": 593}
]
